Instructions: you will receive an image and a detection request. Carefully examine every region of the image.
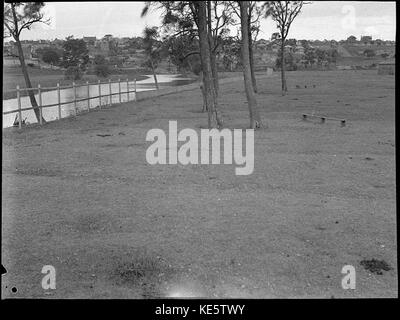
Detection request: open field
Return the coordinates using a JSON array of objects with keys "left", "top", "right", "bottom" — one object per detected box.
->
[{"left": 2, "top": 69, "right": 396, "bottom": 298}]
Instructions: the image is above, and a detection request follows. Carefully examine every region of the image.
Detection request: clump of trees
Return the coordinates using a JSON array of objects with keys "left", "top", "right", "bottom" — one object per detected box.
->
[
  {"left": 61, "top": 36, "right": 89, "bottom": 80},
  {"left": 36, "top": 47, "right": 62, "bottom": 66},
  {"left": 141, "top": 0, "right": 267, "bottom": 129}
]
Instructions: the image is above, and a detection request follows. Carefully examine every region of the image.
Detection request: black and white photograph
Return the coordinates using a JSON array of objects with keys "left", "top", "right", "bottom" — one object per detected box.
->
[{"left": 2, "top": 0, "right": 397, "bottom": 304}]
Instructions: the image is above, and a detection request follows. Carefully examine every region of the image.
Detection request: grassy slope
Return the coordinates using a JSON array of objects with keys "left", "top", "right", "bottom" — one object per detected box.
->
[{"left": 2, "top": 70, "right": 396, "bottom": 298}]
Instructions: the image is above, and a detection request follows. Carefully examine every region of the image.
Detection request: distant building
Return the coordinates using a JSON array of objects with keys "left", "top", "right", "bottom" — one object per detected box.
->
[
  {"left": 295, "top": 45, "right": 305, "bottom": 55},
  {"left": 103, "top": 34, "right": 113, "bottom": 41},
  {"left": 284, "top": 45, "right": 294, "bottom": 53},
  {"left": 99, "top": 40, "right": 110, "bottom": 53},
  {"left": 361, "top": 35, "right": 372, "bottom": 45}
]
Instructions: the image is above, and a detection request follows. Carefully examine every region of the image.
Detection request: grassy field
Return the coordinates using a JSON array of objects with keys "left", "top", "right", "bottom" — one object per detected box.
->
[{"left": 2, "top": 69, "right": 396, "bottom": 298}]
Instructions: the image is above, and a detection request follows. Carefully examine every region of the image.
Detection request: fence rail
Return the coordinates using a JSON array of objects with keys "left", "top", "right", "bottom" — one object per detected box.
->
[{"left": 4, "top": 78, "right": 140, "bottom": 129}]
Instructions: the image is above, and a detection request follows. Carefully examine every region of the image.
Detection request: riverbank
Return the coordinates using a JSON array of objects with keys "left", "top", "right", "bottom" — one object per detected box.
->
[
  {"left": 2, "top": 70, "right": 396, "bottom": 298},
  {"left": 3, "top": 65, "right": 155, "bottom": 100}
]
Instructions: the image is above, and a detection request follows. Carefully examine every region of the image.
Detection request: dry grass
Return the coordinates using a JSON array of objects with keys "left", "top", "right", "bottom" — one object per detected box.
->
[{"left": 2, "top": 70, "right": 396, "bottom": 298}]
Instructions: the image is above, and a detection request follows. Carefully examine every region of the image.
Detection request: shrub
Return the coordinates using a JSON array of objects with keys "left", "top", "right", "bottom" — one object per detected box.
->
[
  {"left": 191, "top": 62, "right": 202, "bottom": 75},
  {"left": 64, "top": 66, "right": 83, "bottom": 80},
  {"left": 363, "top": 49, "right": 375, "bottom": 57},
  {"left": 94, "top": 64, "right": 111, "bottom": 78}
]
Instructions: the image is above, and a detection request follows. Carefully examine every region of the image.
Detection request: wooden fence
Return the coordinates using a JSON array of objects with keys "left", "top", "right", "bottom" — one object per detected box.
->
[
  {"left": 3, "top": 78, "right": 141, "bottom": 129},
  {"left": 4, "top": 73, "right": 274, "bottom": 130}
]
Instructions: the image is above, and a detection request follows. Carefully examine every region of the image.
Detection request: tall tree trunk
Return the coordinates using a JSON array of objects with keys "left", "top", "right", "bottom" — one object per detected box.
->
[
  {"left": 207, "top": 0, "right": 219, "bottom": 97},
  {"left": 240, "top": 2, "right": 262, "bottom": 129},
  {"left": 150, "top": 59, "right": 159, "bottom": 90},
  {"left": 15, "top": 36, "right": 45, "bottom": 123},
  {"left": 247, "top": 14, "right": 257, "bottom": 93},
  {"left": 280, "top": 39, "right": 287, "bottom": 95},
  {"left": 198, "top": 1, "right": 222, "bottom": 128},
  {"left": 200, "top": 70, "right": 207, "bottom": 113}
]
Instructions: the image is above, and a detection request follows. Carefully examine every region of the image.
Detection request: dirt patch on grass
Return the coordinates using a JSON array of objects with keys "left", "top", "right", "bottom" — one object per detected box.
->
[
  {"left": 360, "top": 259, "right": 392, "bottom": 275},
  {"left": 111, "top": 249, "right": 176, "bottom": 298}
]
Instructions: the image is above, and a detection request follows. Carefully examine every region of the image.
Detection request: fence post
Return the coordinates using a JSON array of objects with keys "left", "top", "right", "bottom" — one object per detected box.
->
[
  {"left": 17, "top": 85, "right": 22, "bottom": 129},
  {"left": 126, "top": 79, "right": 129, "bottom": 101},
  {"left": 86, "top": 81, "right": 90, "bottom": 112},
  {"left": 57, "top": 83, "right": 61, "bottom": 120},
  {"left": 109, "top": 78, "right": 112, "bottom": 106},
  {"left": 38, "top": 84, "right": 43, "bottom": 125},
  {"left": 118, "top": 78, "right": 121, "bottom": 103},
  {"left": 98, "top": 80, "right": 101, "bottom": 109},
  {"left": 73, "top": 82, "right": 77, "bottom": 116},
  {"left": 134, "top": 78, "right": 137, "bottom": 101}
]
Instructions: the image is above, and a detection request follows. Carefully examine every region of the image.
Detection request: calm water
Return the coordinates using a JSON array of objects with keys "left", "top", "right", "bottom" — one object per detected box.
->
[{"left": 2, "top": 74, "right": 195, "bottom": 128}]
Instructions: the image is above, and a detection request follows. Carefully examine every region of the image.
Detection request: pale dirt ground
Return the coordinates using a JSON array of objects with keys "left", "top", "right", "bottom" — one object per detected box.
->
[{"left": 2, "top": 70, "right": 396, "bottom": 298}]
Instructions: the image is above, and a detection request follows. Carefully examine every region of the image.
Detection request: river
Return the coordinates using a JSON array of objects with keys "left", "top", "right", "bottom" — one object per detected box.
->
[{"left": 2, "top": 74, "right": 196, "bottom": 128}]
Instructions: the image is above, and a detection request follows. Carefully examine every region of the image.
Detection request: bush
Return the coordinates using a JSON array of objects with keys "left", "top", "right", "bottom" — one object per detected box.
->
[
  {"left": 191, "top": 62, "right": 202, "bottom": 75},
  {"left": 363, "top": 49, "right": 375, "bottom": 57},
  {"left": 64, "top": 66, "right": 83, "bottom": 80},
  {"left": 94, "top": 64, "right": 111, "bottom": 78}
]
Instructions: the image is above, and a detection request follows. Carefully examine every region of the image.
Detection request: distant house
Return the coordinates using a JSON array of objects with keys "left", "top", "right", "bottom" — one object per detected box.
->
[
  {"left": 295, "top": 45, "right": 305, "bottom": 55},
  {"left": 284, "top": 45, "right": 294, "bottom": 53},
  {"left": 99, "top": 40, "right": 110, "bottom": 53},
  {"left": 361, "top": 35, "right": 372, "bottom": 45},
  {"left": 103, "top": 34, "right": 113, "bottom": 41}
]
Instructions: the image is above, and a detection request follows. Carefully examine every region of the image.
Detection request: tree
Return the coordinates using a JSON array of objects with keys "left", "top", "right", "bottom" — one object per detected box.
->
[
  {"left": 38, "top": 47, "right": 61, "bottom": 66},
  {"left": 195, "top": 1, "right": 223, "bottom": 128},
  {"left": 269, "top": 1, "right": 304, "bottom": 95},
  {"left": 3, "top": 2, "right": 49, "bottom": 123},
  {"left": 141, "top": 1, "right": 223, "bottom": 127},
  {"left": 93, "top": 54, "right": 110, "bottom": 78},
  {"left": 239, "top": 1, "right": 262, "bottom": 129},
  {"left": 304, "top": 46, "right": 316, "bottom": 68},
  {"left": 166, "top": 34, "right": 200, "bottom": 72},
  {"left": 142, "top": 1, "right": 235, "bottom": 100},
  {"left": 276, "top": 48, "right": 296, "bottom": 71},
  {"left": 346, "top": 35, "right": 357, "bottom": 43},
  {"left": 315, "top": 48, "right": 327, "bottom": 68},
  {"left": 230, "top": 1, "right": 269, "bottom": 92},
  {"left": 61, "top": 36, "right": 89, "bottom": 80},
  {"left": 143, "top": 26, "right": 162, "bottom": 90}
]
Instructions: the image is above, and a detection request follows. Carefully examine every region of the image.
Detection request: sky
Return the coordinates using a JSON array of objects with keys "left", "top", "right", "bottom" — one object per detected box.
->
[{"left": 17, "top": 1, "right": 397, "bottom": 41}]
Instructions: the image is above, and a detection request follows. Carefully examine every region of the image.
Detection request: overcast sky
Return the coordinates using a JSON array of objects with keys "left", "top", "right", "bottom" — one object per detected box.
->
[{"left": 19, "top": 1, "right": 396, "bottom": 41}]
